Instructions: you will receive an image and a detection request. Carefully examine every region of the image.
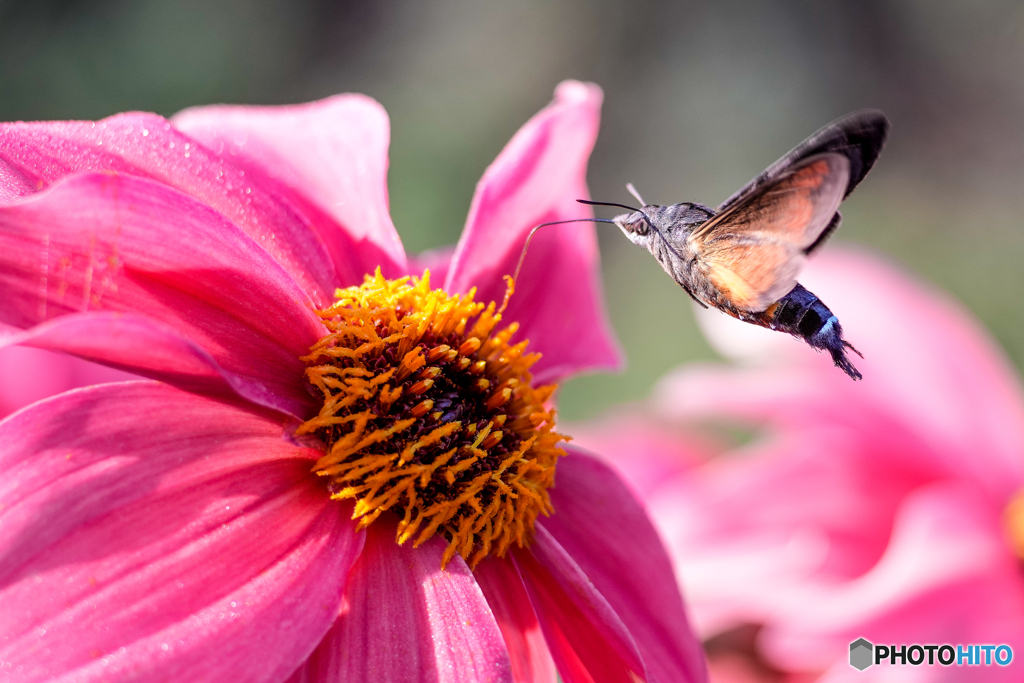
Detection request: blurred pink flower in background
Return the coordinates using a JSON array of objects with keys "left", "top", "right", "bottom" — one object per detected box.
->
[
  {"left": 572, "top": 248, "right": 1024, "bottom": 682},
  {"left": 0, "top": 82, "right": 706, "bottom": 682}
]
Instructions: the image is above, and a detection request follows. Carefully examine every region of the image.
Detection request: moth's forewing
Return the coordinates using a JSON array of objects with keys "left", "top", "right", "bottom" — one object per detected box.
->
[
  {"left": 689, "top": 153, "right": 851, "bottom": 311},
  {"left": 718, "top": 109, "right": 889, "bottom": 212}
]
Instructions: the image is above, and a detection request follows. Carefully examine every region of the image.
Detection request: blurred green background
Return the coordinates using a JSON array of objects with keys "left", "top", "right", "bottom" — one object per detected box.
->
[{"left": 4, "top": 0, "right": 1023, "bottom": 419}]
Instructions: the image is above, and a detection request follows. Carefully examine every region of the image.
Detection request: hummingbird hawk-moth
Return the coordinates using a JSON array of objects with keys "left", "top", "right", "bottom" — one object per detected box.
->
[{"left": 583, "top": 110, "right": 890, "bottom": 379}]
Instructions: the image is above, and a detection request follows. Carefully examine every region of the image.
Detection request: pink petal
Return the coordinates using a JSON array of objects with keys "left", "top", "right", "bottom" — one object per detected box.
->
[
  {"left": 294, "top": 522, "right": 511, "bottom": 683},
  {"left": 0, "top": 114, "right": 339, "bottom": 304},
  {"left": 444, "top": 81, "right": 622, "bottom": 383},
  {"left": 474, "top": 555, "right": 558, "bottom": 683},
  {"left": 0, "top": 173, "right": 326, "bottom": 417},
  {"left": 631, "top": 401, "right": 950, "bottom": 636},
  {"left": 172, "top": 95, "right": 407, "bottom": 284},
  {"left": 514, "top": 525, "right": 645, "bottom": 683},
  {"left": 653, "top": 363, "right": 833, "bottom": 427},
  {"left": 566, "top": 410, "right": 712, "bottom": 499},
  {"left": 542, "top": 446, "right": 708, "bottom": 683},
  {"left": 0, "top": 344, "right": 136, "bottom": 418},
  {"left": 803, "top": 250, "right": 1024, "bottom": 496},
  {"left": 0, "top": 382, "right": 362, "bottom": 682},
  {"left": 0, "top": 155, "right": 33, "bottom": 201},
  {"left": 761, "top": 482, "right": 1024, "bottom": 680},
  {"left": 3, "top": 312, "right": 311, "bottom": 418},
  {"left": 408, "top": 245, "right": 457, "bottom": 287},
  {"left": 676, "top": 248, "right": 1024, "bottom": 498}
]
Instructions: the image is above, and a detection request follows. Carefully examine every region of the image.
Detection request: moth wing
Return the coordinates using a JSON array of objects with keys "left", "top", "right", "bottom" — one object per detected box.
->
[
  {"left": 718, "top": 109, "right": 889, "bottom": 212},
  {"left": 691, "top": 153, "right": 850, "bottom": 312}
]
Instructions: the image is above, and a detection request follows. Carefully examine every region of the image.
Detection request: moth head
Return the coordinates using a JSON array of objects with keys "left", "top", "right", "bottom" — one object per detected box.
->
[{"left": 612, "top": 210, "right": 653, "bottom": 239}]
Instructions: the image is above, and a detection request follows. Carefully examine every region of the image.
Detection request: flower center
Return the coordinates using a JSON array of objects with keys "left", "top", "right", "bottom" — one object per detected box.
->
[{"left": 298, "top": 269, "right": 567, "bottom": 568}]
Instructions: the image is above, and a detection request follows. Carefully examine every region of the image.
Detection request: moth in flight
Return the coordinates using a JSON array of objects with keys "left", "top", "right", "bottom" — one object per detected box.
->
[{"left": 585, "top": 110, "right": 889, "bottom": 379}]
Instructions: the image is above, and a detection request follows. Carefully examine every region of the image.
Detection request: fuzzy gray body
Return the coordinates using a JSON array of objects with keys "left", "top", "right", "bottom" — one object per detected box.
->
[{"left": 613, "top": 202, "right": 739, "bottom": 313}]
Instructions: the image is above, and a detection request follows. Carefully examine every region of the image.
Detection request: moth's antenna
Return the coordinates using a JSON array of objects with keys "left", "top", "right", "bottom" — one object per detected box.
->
[
  {"left": 498, "top": 217, "right": 615, "bottom": 315},
  {"left": 576, "top": 198, "right": 659, "bottom": 235},
  {"left": 576, "top": 199, "right": 641, "bottom": 213},
  {"left": 626, "top": 183, "right": 646, "bottom": 206},
  {"left": 576, "top": 198, "right": 666, "bottom": 250}
]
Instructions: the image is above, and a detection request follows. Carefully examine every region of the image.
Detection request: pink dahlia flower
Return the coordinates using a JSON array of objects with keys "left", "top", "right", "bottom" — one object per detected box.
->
[
  {"left": 0, "top": 82, "right": 706, "bottom": 683},
  {"left": 0, "top": 346, "right": 137, "bottom": 418},
  {"left": 571, "top": 248, "right": 1024, "bottom": 682}
]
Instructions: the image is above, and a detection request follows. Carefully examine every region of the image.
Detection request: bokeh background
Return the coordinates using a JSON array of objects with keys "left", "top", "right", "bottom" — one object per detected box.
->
[{"left": 4, "top": 0, "right": 1022, "bottom": 419}]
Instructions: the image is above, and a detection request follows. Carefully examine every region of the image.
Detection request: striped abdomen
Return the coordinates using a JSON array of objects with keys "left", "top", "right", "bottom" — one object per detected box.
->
[{"left": 763, "top": 284, "right": 862, "bottom": 379}]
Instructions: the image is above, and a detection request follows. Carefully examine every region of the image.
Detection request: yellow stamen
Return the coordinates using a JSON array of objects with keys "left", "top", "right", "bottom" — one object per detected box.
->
[
  {"left": 408, "top": 379, "right": 434, "bottom": 395},
  {"left": 486, "top": 387, "right": 512, "bottom": 410},
  {"left": 300, "top": 268, "right": 567, "bottom": 569},
  {"left": 410, "top": 399, "right": 434, "bottom": 418},
  {"left": 427, "top": 345, "right": 451, "bottom": 362},
  {"left": 459, "top": 338, "right": 482, "bottom": 355}
]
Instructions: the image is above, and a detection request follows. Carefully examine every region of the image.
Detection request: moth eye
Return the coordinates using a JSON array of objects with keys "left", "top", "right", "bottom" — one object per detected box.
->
[
  {"left": 614, "top": 213, "right": 651, "bottom": 236},
  {"left": 630, "top": 218, "right": 650, "bottom": 235}
]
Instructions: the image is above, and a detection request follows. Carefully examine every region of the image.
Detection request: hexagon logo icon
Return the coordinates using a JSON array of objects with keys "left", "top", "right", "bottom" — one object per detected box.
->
[{"left": 850, "top": 638, "right": 873, "bottom": 670}]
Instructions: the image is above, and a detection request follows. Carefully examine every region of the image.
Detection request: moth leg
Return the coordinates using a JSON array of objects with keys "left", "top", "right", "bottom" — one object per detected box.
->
[{"left": 679, "top": 282, "right": 709, "bottom": 308}]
